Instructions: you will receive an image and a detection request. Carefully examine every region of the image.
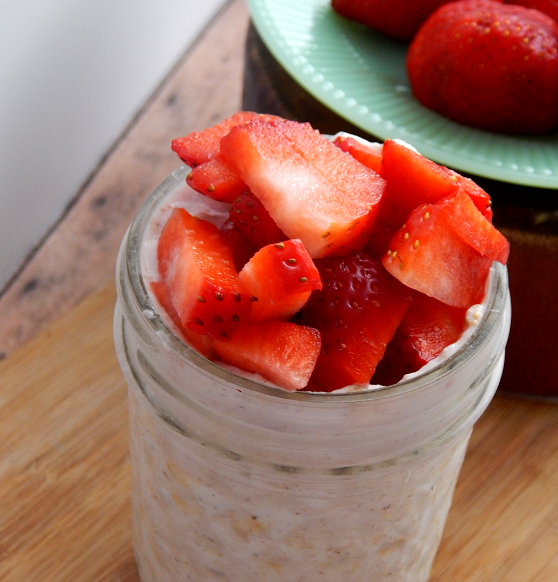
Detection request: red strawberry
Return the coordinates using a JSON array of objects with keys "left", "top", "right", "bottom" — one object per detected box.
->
[
  {"left": 149, "top": 281, "right": 214, "bottom": 358},
  {"left": 226, "top": 190, "right": 287, "bottom": 252},
  {"left": 378, "top": 140, "right": 460, "bottom": 231},
  {"left": 333, "top": 135, "right": 382, "bottom": 174},
  {"left": 442, "top": 190, "right": 508, "bottom": 263},
  {"left": 212, "top": 321, "right": 321, "bottom": 391},
  {"left": 238, "top": 239, "right": 322, "bottom": 322},
  {"left": 506, "top": 0, "right": 558, "bottom": 23},
  {"left": 447, "top": 170, "right": 493, "bottom": 223},
  {"left": 331, "top": 0, "right": 460, "bottom": 40},
  {"left": 186, "top": 155, "right": 247, "bottom": 203},
  {"left": 157, "top": 208, "right": 252, "bottom": 341},
  {"left": 381, "top": 191, "right": 508, "bottom": 308},
  {"left": 362, "top": 222, "right": 397, "bottom": 260},
  {"left": 220, "top": 120, "right": 385, "bottom": 258},
  {"left": 372, "top": 293, "right": 467, "bottom": 386},
  {"left": 377, "top": 140, "right": 493, "bottom": 231},
  {"left": 407, "top": 0, "right": 558, "bottom": 134},
  {"left": 220, "top": 222, "right": 254, "bottom": 271},
  {"left": 297, "top": 252, "right": 412, "bottom": 392},
  {"left": 171, "top": 111, "right": 282, "bottom": 167}
]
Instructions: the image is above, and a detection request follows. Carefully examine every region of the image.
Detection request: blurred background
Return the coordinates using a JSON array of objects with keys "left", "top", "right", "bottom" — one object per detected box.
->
[{"left": 0, "top": 0, "right": 227, "bottom": 291}]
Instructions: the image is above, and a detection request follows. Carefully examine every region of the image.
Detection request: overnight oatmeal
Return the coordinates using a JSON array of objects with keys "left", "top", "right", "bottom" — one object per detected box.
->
[{"left": 114, "top": 113, "right": 511, "bottom": 581}]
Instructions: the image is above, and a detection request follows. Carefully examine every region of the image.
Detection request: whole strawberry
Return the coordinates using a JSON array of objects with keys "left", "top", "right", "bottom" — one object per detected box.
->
[
  {"left": 407, "top": 0, "right": 558, "bottom": 134},
  {"left": 332, "top": 0, "right": 463, "bottom": 41},
  {"left": 506, "top": 0, "right": 558, "bottom": 23}
]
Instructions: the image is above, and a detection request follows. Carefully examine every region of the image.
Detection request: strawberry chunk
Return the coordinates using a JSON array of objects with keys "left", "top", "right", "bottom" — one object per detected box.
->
[
  {"left": 149, "top": 281, "right": 214, "bottom": 358},
  {"left": 220, "top": 222, "right": 254, "bottom": 272},
  {"left": 171, "top": 111, "right": 282, "bottom": 167},
  {"left": 220, "top": 120, "right": 385, "bottom": 258},
  {"left": 381, "top": 192, "right": 506, "bottom": 308},
  {"left": 226, "top": 190, "right": 287, "bottom": 252},
  {"left": 212, "top": 321, "right": 321, "bottom": 391},
  {"left": 442, "top": 191, "right": 509, "bottom": 263},
  {"left": 297, "top": 252, "right": 412, "bottom": 392},
  {"left": 333, "top": 135, "right": 382, "bottom": 174},
  {"left": 186, "top": 155, "right": 248, "bottom": 203},
  {"left": 238, "top": 239, "right": 322, "bottom": 322},
  {"left": 372, "top": 293, "right": 467, "bottom": 386},
  {"left": 378, "top": 140, "right": 459, "bottom": 231},
  {"left": 448, "top": 171, "right": 493, "bottom": 222},
  {"left": 157, "top": 208, "right": 252, "bottom": 341},
  {"left": 378, "top": 140, "right": 494, "bottom": 230},
  {"left": 362, "top": 222, "right": 397, "bottom": 260}
]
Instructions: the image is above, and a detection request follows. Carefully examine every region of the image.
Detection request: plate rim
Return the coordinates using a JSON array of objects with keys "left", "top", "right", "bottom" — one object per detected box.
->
[{"left": 246, "top": 0, "right": 558, "bottom": 189}]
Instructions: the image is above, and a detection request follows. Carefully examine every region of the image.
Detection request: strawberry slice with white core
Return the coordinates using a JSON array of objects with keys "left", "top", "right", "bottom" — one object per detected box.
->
[
  {"left": 157, "top": 208, "right": 252, "bottom": 341},
  {"left": 171, "top": 111, "right": 283, "bottom": 167},
  {"left": 381, "top": 192, "right": 503, "bottom": 308},
  {"left": 238, "top": 239, "right": 322, "bottom": 322},
  {"left": 220, "top": 120, "right": 385, "bottom": 258},
  {"left": 212, "top": 321, "right": 321, "bottom": 391}
]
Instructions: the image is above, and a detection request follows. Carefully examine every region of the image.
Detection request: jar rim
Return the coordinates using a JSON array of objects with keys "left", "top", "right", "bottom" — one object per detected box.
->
[{"left": 124, "top": 165, "right": 509, "bottom": 403}]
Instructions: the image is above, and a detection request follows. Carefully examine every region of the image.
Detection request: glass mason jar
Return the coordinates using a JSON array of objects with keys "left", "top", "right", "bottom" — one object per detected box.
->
[{"left": 114, "top": 166, "right": 512, "bottom": 582}]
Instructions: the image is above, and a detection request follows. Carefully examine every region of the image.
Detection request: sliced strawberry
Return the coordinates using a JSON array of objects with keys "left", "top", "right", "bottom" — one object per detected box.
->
[
  {"left": 441, "top": 191, "right": 509, "bottom": 263},
  {"left": 238, "top": 239, "right": 322, "bottom": 322},
  {"left": 212, "top": 321, "right": 321, "bottom": 391},
  {"left": 378, "top": 140, "right": 494, "bottom": 229},
  {"left": 226, "top": 190, "right": 287, "bottom": 252},
  {"left": 171, "top": 111, "right": 282, "bottom": 167},
  {"left": 149, "top": 281, "right": 214, "bottom": 358},
  {"left": 220, "top": 221, "right": 254, "bottom": 271},
  {"left": 381, "top": 193, "right": 503, "bottom": 308},
  {"left": 186, "top": 155, "right": 247, "bottom": 203},
  {"left": 378, "top": 140, "right": 459, "bottom": 231},
  {"left": 220, "top": 119, "right": 385, "bottom": 258},
  {"left": 362, "top": 222, "right": 396, "bottom": 260},
  {"left": 333, "top": 135, "right": 382, "bottom": 174},
  {"left": 448, "top": 170, "right": 493, "bottom": 222},
  {"left": 157, "top": 208, "right": 252, "bottom": 341},
  {"left": 297, "top": 252, "right": 412, "bottom": 392},
  {"left": 372, "top": 292, "right": 467, "bottom": 385}
]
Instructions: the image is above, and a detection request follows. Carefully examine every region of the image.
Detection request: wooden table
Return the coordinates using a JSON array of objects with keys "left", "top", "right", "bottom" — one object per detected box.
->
[{"left": 1, "top": 1, "right": 557, "bottom": 580}]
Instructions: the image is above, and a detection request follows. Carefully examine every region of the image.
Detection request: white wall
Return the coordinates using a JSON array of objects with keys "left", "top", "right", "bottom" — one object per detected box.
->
[{"left": 0, "top": 0, "right": 227, "bottom": 290}]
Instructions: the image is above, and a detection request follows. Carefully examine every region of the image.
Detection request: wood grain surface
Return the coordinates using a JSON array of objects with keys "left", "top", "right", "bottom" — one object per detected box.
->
[{"left": 1, "top": 283, "right": 557, "bottom": 582}]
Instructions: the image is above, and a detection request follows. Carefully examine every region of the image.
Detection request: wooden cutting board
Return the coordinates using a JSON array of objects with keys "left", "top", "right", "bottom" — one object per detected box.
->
[{"left": 1, "top": 284, "right": 557, "bottom": 582}]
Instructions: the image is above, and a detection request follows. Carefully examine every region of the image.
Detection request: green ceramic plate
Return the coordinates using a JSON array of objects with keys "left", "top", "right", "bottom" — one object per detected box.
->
[{"left": 247, "top": 0, "right": 558, "bottom": 188}]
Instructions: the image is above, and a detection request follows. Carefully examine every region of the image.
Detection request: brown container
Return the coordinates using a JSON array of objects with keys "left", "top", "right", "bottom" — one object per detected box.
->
[{"left": 242, "top": 23, "right": 558, "bottom": 399}]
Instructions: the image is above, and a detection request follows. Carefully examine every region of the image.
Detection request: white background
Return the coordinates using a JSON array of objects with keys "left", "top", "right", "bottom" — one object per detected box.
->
[{"left": 0, "top": 0, "right": 227, "bottom": 290}]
